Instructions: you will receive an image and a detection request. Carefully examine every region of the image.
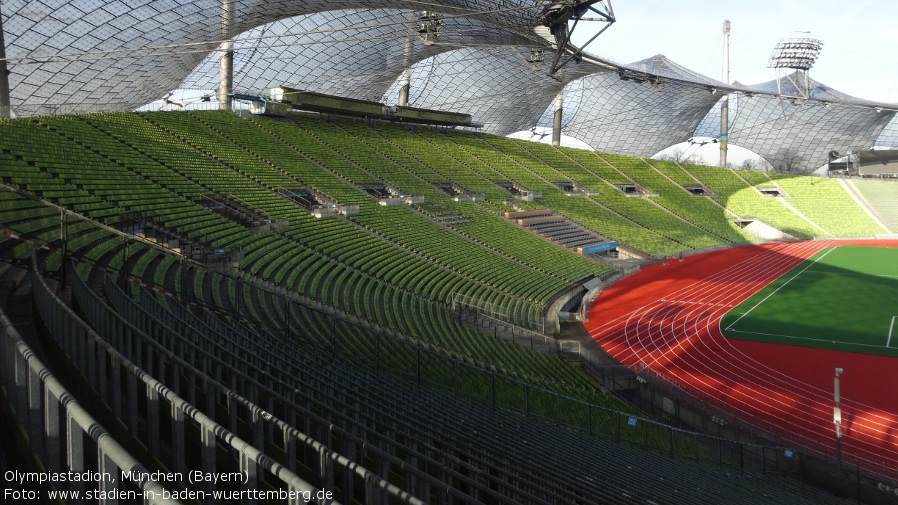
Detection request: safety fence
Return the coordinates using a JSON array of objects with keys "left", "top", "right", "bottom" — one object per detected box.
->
[
  {"left": 0, "top": 280, "right": 179, "bottom": 504},
  {"left": 31, "top": 256, "right": 337, "bottom": 504}
]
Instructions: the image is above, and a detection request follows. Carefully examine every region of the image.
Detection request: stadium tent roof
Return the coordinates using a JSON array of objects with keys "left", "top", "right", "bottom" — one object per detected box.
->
[
  {"left": 554, "top": 55, "right": 731, "bottom": 158},
  {"left": 0, "top": 0, "right": 557, "bottom": 114},
  {"left": 2, "top": 1, "right": 897, "bottom": 170},
  {"left": 380, "top": 46, "right": 604, "bottom": 134},
  {"left": 726, "top": 73, "right": 896, "bottom": 171},
  {"left": 178, "top": 9, "right": 542, "bottom": 104}
]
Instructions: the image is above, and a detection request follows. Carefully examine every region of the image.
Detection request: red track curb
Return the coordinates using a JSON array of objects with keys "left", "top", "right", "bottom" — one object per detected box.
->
[{"left": 585, "top": 240, "right": 898, "bottom": 477}]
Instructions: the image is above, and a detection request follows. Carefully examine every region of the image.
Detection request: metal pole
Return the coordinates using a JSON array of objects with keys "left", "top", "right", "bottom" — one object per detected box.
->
[
  {"left": 834, "top": 367, "right": 843, "bottom": 469},
  {"left": 283, "top": 294, "right": 289, "bottom": 337},
  {"left": 0, "top": 4, "right": 11, "bottom": 119},
  {"left": 235, "top": 274, "right": 241, "bottom": 322},
  {"left": 60, "top": 210, "right": 68, "bottom": 289},
  {"left": 720, "top": 20, "right": 730, "bottom": 168},
  {"left": 218, "top": 0, "right": 234, "bottom": 110},
  {"left": 398, "top": 31, "right": 413, "bottom": 106}
]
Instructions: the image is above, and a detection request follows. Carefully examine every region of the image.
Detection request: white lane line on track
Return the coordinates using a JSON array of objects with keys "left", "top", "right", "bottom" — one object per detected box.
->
[
  {"left": 649, "top": 241, "right": 898, "bottom": 464},
  {"left": 724, "top": 246, "right": 839, "bottom": 332},
  {"left": 624, "top": 242, "right": 814, "bottom": 375},
  {"left": 660, "top": 298, "right": 734, "bottom": 308},
  {"left": 630, "top": 245, "right": 858, "bottom": 412},
  {"left": 614, "top": 241, "right": 898, "bottom": 446}
]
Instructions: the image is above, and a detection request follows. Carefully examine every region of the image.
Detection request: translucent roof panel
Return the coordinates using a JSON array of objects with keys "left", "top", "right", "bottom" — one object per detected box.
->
[
  {"left": 692, "top": 95, "right": 738, "bottom": 140},
  {"left": 557, "top": 56, "right": 725, "bottom": 157},
  {"left": 4, "top": 1, "right": 898, "bottom": 166},
  {"left": 1, "top": 0, "right": 550, "bottom": 115},
  {"left": 178, "top": 9, "right": 536, "bottom": 102},
  {"left": 389, "top": 46, "right": 605, "bottom": 135},
  {"left": 729, "top": 75, "right": 896, "bottom": 171},
  {"left": 876, "top": 118, "right": 898, "bottom": 148}
]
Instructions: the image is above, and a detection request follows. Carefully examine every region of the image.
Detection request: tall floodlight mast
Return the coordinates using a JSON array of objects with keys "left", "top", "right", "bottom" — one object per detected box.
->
[
  {"left": 218, "top": 0, "right": 234, "bottom": 110},
  {"left": 767, "top": 35, "right": 823, "bottom": 100},
  {"left": 720, "top": 20, "right": 730, "bottom": 168},
  {"left": 0, "top": 2, "right": 11, "bottom": 119}
]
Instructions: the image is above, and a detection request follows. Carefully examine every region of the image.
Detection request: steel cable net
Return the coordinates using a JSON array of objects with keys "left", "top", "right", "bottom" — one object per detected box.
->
[
  {"left": 0, "top": 0, "right": 549, "bottom": 115},
  {"left": 727, "top": 73, "right": 896, "bottom": 170},
  {"left": 381, "top": 45, "right": 603, "bottom": 134},
  {"left": 178, "top": 9, "right": 538, "bottom": 104},
  {"left": 4, "top": 0, "right": 898, "bottom": 170},
  {"left": 556, "top": 55, "right": 729, "bottom": 157}
]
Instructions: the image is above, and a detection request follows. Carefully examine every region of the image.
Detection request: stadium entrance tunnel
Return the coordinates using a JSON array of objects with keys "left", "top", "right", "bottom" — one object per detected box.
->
[{"left": 731, "top": 219, "right": 799, "bottom": 241}]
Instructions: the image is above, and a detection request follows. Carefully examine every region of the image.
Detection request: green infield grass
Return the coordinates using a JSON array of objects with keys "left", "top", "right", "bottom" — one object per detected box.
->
[{"left": 720, "top": 246, "right": 898, "bottom": 357}]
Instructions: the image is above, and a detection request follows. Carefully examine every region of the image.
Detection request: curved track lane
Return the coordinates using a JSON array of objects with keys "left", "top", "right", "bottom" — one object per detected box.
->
[{"left": 585, "top": 240, "right": 898, "bottom": 478}]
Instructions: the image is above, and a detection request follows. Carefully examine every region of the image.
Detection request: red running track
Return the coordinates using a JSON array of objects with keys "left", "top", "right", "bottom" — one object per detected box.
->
[{"left": 585, "top": 240, "right": 898, "bottom": 478}]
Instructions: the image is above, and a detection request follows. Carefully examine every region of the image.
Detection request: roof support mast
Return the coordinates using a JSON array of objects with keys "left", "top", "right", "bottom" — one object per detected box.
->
[
  {"left": 0, "top": 4, "right": 11, "bottom": 119},
  {"left": 543, "top": 1, "right": 616, "bottom": 77},
  {"left": 720, "top": 20, "right": 730, "bottom": 168},
  {"left": 218, "top": 0, "right": 234, "bottom": 110},
  {"left": 398, "top": 29, "right": 414, "bottom": 107},
  {"left": 541, "top": 1, "right": 615, "bottom": 145}
]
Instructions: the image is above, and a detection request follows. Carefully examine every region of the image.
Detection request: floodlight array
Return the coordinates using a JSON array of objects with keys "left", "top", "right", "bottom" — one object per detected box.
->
[{"left": 767, "top": 38, "right": 823, "bottom": 71}]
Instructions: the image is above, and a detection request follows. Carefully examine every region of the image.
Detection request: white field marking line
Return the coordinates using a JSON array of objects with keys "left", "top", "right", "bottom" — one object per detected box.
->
[
  {"left": 725, "top": 246, "right": 839, "bottom": 332},
  {"left": 619, "top": 241, "right": 814, "bottom": 369},
  {"left": 726, "top": 328, "right": 892, "bottom": 349},
  {"left": 607, "top": 239, "right": 898, "bottom": 451},
  {"left": 696, "top": 246, "right": 898, "bottom": 446},
  {"left": 588, "top": 241, "right": 800, "bottom": 336},
  {"left": 631, "top": 241, "right": 898, "bottom": 452},
  {"left": 889, "top": 316, "right": 897, "bottom": 348},
  {"left": 799, "top": 271, "right": 898, "bottom": 279},
  {"left": 625, "top": 241, "right": 817, "bottom": 379}
]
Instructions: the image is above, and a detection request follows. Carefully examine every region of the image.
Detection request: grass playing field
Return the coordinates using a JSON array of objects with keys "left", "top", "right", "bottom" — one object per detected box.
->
[{"left": 720, "top": 245, "right": 898, "bottom": 357}]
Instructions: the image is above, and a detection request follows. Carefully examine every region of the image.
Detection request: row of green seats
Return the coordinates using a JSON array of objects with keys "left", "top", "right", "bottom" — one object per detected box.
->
[{"left": 768, "top": 174, "right": 884, "bottom": 236}]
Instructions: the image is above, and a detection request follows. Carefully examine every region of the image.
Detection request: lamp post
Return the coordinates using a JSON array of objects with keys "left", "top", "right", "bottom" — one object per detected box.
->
[{"left": 834, "top": 367, "right": 843, "bottom": 469}]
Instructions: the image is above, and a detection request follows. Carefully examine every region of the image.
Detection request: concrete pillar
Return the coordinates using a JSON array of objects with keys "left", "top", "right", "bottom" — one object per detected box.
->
[
  {"left": 44, "top": 388, "right": 60, "bottom": 473},
  {"left": 171, "top": 402, "right": 186, "bottom": 474},
  {"left": 398, "top": 70, "right": 411, "bottom": 107},
  {"left": 100, "top": 451, "right": 120, "bottom": 505},
  {"left": 552, "top": 93, "right": 563, "bottom": 146},
  {"left": 67, "top": 414, "right": 85, "bottom": 495}
]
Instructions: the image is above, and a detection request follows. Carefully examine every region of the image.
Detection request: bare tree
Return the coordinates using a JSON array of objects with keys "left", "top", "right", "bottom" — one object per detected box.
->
[
  {"left": 771, "top": 148, "right": 814, "bottom": 174},
  {"left": 741, "top": 158, "right": 773, "bottom": 172},
  {"left": 657, "top": 147, "right": 689, "bottom": 163}
]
